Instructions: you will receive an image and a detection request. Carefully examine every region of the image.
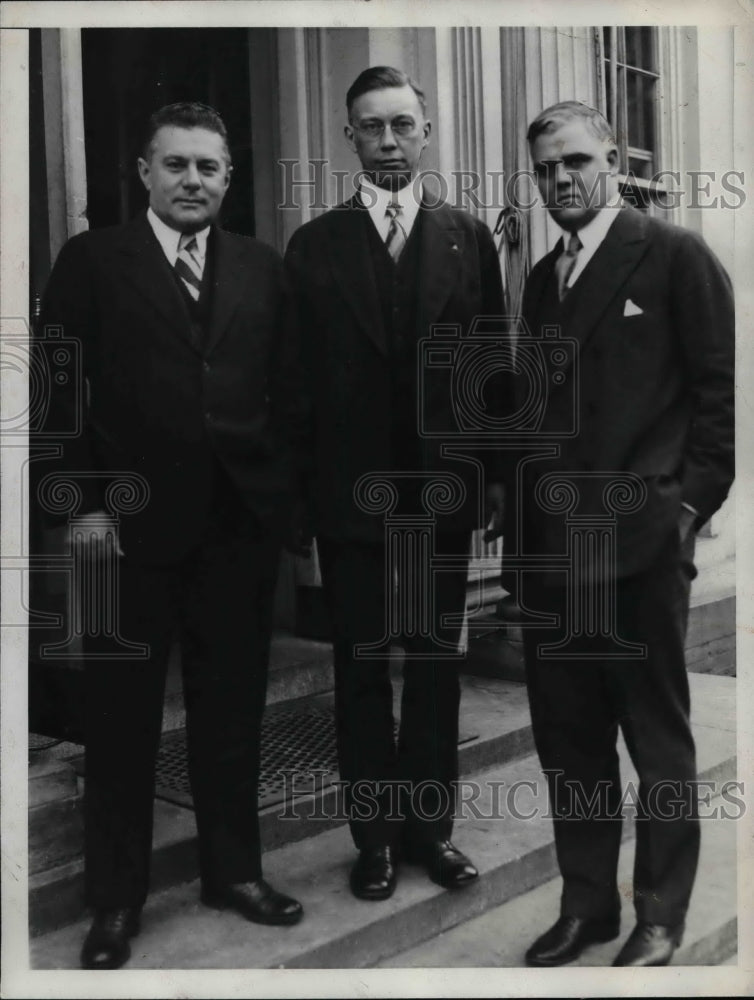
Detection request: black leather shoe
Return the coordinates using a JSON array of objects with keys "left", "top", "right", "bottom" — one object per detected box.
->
[
  {"left": 525, "top": 914, "right": 621, "bottom": 967},
  {"left": 201, "top": 878, "right": 303, "bottom": 926},
  {"left": 612, "top": 921, "right": 683, "bottom": 966},
  {"left": 80, "top": 906, "right": 141, "bottom": 970},
  {"left": 350, "top": 846, "right": 397, "bottom": 900},
  {"left": 403, "top": 839, "right": 478, "bottom": 889}
]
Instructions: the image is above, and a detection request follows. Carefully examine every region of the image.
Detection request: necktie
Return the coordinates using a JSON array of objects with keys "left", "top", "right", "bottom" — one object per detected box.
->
[
  {"left": 385, "top": 202, "right": 408, "bottom": 262},
  {"left": 175, "top": 233, "right": 204, "bottom": 301},
  {"left": 554, "top": 232, "right": 582, "bottom": 301}
]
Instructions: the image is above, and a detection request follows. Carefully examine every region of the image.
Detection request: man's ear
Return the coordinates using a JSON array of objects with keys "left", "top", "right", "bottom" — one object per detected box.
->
[
  {"left": 421, "top": 119, "right": 432, "bottom": 149},
  {"left": 137, "top": 157, "right": 151, "bottom": 192},
  {"left": 607, "top": 145, "right": 620, "bottom": 175},
  {"left": 344, "top": 124, "right": 357, "bottom": 154}
]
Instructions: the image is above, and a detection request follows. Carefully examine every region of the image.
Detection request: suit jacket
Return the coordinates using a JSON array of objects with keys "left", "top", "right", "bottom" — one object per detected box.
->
[
  {"left": 504, "top": 205, "right": 734, "bottom": 586},
  {"left": 34, "top": 212, "right": 306, "bottom": 565},
  {"left": 284, "top": 195, "right": 506, "bottom": 543}
]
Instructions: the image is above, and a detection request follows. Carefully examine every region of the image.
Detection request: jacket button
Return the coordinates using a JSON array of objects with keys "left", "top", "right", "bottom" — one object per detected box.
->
[{"left": 203, "top": 361, "right": 210, "bottom": 373}]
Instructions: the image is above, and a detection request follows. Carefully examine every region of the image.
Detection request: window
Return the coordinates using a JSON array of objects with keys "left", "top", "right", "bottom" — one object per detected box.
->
[{"left": 598, "top": 27, "right": 666, "bottom": 209}]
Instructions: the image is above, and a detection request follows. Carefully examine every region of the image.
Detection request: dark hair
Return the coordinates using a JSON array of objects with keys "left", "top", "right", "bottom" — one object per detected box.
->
[
  {"left": 142, "top": 102, "right": 231, "bottom": 163},
  {"left": 526, "top": 100, "right": 615, "bottom": 145},
  {"left": 346, "top": 66, "right": 427, "bottom": 118}
]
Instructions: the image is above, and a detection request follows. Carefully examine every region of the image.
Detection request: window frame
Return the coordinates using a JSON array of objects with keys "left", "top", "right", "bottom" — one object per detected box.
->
[{"left": 595, "top": 26, "right": 672, "bottom": 212}]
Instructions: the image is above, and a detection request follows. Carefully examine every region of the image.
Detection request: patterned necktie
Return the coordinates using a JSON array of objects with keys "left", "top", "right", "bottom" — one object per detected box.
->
[
  {"left": 175, "top": 233, "right": 204, "bottom": 301},
  {"left": 554, "top": 232, "right": 583, "bottom": 301},
  {"left": 385, "top": 202, "right": 408, "bottom": 262}
]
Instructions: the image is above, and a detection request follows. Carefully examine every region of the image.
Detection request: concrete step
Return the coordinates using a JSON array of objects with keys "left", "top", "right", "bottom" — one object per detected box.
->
[
  {"left": 29, "top": 631, "right": 336, "bottom": 743},
  {"left": 380, "top": 787, "right": 737, "bottom": 967},
  {"left": 29, "top": 672, "right": 535, "bottom": 936},
  {"left": 30, "top": 674, "right": 736, "bottom": 969},
  {"left": 163, "top": 631, "right": 335, "bottom": 733},
  {"left": 464, "top": 591, "right": 736, "bottom": 682}
]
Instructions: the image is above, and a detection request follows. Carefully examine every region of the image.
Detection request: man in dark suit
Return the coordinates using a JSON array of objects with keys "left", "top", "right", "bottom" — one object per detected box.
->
[
  {"left": 285, "top": 67, "right": 506, "bottom": 901},
  {"left": 509, "top": 101, "right": 734, "bottom": 967},
  {"left": 36, "top": 102, "right": 306, "bottom": 970}
]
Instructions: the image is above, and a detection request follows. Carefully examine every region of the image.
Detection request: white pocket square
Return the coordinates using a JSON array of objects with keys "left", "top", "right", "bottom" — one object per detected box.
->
[{"left": 623, "top": 298, "right": 644, "bottom": 317}]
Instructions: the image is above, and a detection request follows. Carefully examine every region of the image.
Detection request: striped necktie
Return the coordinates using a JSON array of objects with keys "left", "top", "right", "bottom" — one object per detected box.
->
[
  {"left": 554, "top": 232, "right": 582, "bottom": 301},
  {"left": 175, "top": 233, "right": 204, "bottom": 301},
  {"left": 385, "top": 202, "right": 408, "bottom": 262}
]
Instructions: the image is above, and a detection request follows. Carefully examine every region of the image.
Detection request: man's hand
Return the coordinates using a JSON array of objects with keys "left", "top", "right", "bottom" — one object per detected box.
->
[
  {"left": 68, "top": 510, "right": 124, "bottom": 557},
  {"left": 483, "top": 482, "right": 505, "bottom": 543}
]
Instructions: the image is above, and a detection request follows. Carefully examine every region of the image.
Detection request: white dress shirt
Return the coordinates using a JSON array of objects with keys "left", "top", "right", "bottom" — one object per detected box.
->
[
  {"left": 147, "top": 207, "right": 210, "bottom": 268},
  {"left": 359, "top": 177, "right": 423, "bottom": 242},
  {"left": 558, "top": 195, "right": 621, "bottom": 291}
]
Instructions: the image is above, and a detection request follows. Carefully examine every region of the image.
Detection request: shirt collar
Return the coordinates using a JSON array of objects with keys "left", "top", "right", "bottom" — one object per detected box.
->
[
  {"left": 558, "top": 194, "right": 622, "bottom": 254},
  {"left": 147, "top": 207, "right": 210, "bottom": 263},
  {"left": 360, "top": 176, "right": 423, "bottom": 232}
]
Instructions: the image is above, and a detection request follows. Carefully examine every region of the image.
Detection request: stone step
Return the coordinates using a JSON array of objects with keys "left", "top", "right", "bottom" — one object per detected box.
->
[
  {"left": 30, "top": 674, "right": 736, "bottom": 969},
  {"left": 29, "top": 672, "right": 535, "bottom": 936},
  {"left": 464, "top": 591, "right": 736, "bottom": 683},
  {"left": 163, "top": 631, "right": 335, "bottom": 733},
  {"left": 379, "top": 790, "right": 738, "bottom": 967},
  {"left": 30, "top": 581, "right": 736, "bottom": 747}
]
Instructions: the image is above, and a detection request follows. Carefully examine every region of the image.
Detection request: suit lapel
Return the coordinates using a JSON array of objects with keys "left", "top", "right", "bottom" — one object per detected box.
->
[
  {"left": 523, "top": 241, "right": 561, "bottom": 335},
  {"left": 115, "top": 213, "right": 194, "bottom": 346},
  {"left": 417, "top": 202, "right": 464, "bottom": 334},
  {"left": 565, "top": 207, "right": 650, "bottom": 356},
  {"left": 206, "top": 227, "right": 247, "bottom": 355},
  {"left": 325, "top": 195, "right": 387, "bottom": 356}
]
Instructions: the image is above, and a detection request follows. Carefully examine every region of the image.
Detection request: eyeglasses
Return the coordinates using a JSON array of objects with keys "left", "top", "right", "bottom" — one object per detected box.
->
[{"left": 351, "top": 117, "right": 420, "bottom": 140}]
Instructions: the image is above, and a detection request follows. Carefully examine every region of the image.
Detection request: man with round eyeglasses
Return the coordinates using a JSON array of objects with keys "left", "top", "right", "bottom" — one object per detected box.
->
[{"left": 285, "top": 66, "right": 508, "bottom": 903}]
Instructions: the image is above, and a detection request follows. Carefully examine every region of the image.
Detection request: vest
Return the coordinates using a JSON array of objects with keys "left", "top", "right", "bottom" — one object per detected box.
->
[
  {"left": 169, "top": 235, "right": 253, "bottom": 531},
  {"left": 364, "top": 208, "right": 424, "bottom": 471},
  {"left": 169, "top": 230, "right": 215, "bottom": 351}
]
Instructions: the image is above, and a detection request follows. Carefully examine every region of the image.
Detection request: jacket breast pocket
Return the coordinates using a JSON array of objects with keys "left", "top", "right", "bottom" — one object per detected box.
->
[{"left": 614, "top": 309, "right": 658, "bottom": 357}]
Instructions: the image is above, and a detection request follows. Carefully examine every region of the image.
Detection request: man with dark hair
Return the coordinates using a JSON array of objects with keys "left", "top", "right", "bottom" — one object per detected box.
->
[
  {"left": 36, "top": 101, "right": 306, "bottom": 969},
  {"left": 142, "top": 101, "right": 231, "bottom": 161},
  {"left": 509, "top": 100, "right": 734, "bottom": 967},
  {"left": 285, "top": 68, "right": 506, "bottom": 901},
  {"left": 345, "top": 65, "right": 427, "bottom": 118}
]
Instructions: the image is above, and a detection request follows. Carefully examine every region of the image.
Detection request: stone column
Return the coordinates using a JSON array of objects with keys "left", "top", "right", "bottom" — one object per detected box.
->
[{"left": 40, "top": 28, "right": 88, "bottom": 263}]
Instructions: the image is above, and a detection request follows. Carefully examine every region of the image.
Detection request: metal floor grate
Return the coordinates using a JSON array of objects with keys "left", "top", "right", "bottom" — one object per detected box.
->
[
  {"left": 155, "top": 704, "right": 340, "bottom": 810},
  {"left": 154, "top": 702, "right": 477, "bottom": 811}
]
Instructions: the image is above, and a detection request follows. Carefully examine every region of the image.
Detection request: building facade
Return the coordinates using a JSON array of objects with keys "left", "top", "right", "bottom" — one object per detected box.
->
[{"left": 29, "top": 24, "right": 739, "bottom": 695}]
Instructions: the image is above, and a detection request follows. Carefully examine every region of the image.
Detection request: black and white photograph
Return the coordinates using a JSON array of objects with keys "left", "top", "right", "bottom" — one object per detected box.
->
[{"left": 1, "top": 1, "right": 752, "bottom": 997}]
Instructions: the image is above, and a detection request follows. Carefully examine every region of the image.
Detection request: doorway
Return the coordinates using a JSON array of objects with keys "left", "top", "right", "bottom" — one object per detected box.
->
[{"left": 80, "top": 28, "right": 254, "bottom": 234}]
